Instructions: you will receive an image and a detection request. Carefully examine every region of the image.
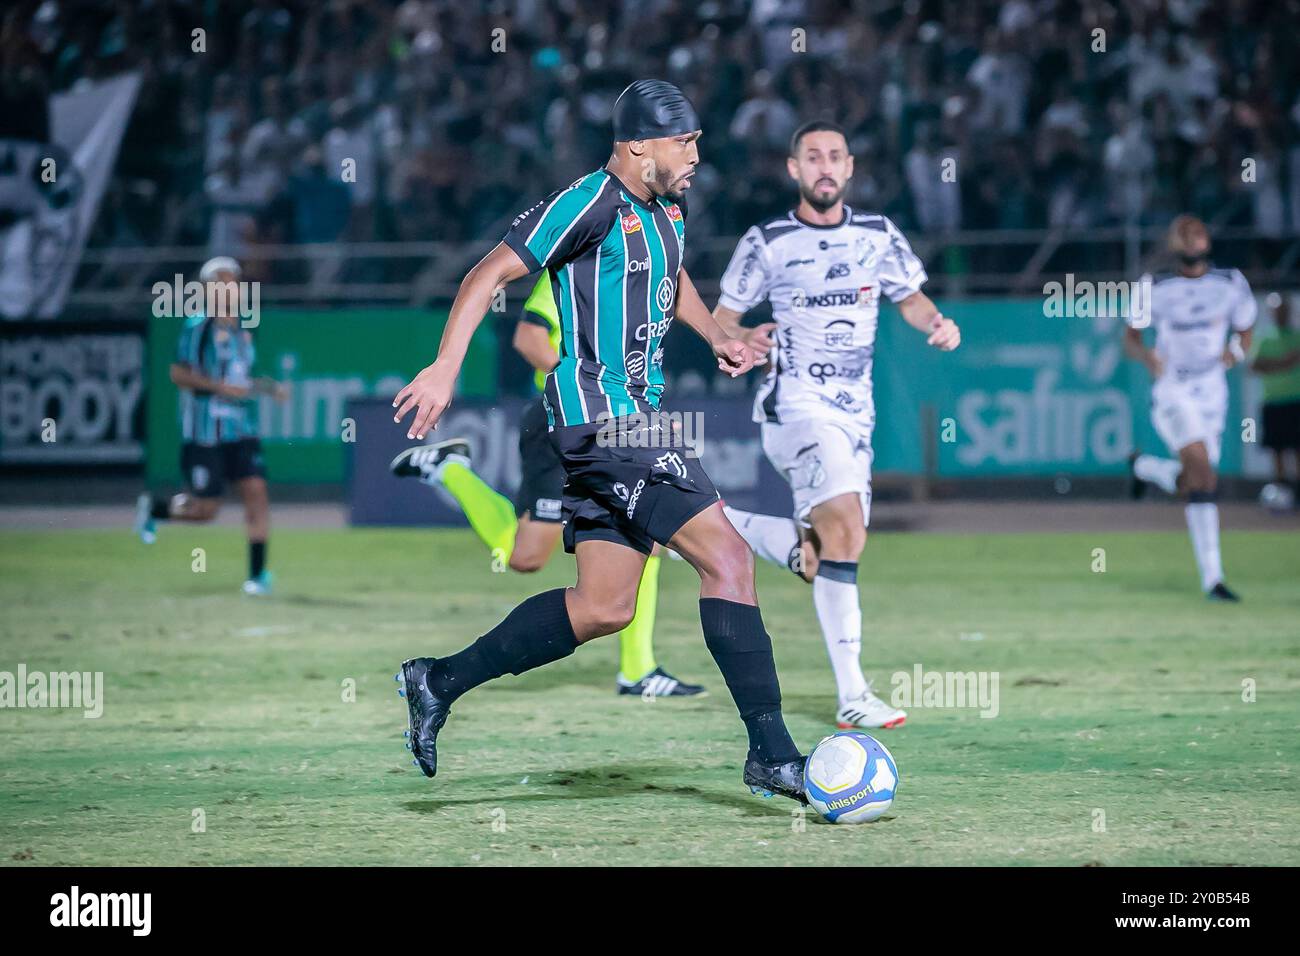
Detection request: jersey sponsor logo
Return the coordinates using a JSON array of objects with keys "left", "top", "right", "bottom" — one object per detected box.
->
[
  {"left": 825, "top": 262, "right": 850, "bottom": 280},
  {"left": 621, "top": 212, "right": 642, "bottom": 234},
  {"left": 818, "top": 240, "right": 847, "bottom": 250},
  {"left": 534, "top": 497, "right": 563, "bottom": 520},
  {"left": 666, "top": 204, "right": 683, "bottom": 221},
  {"left": 796, "top": 289, "right": 863, "bottom": 308},
  {"left": 807, "top": 361, "right": 867, "bottom": 384},
  {"left": 625, "top": 478, "right": 646, "bottom": 518},
  {"left": 626, "top": 352, "right": 647, "bottom": 377},
  {"left": 654, "top": 451, "right": 688, "bottom": 479},
  {"left": 824, "top": 318, "right": 856, "bottom": 347},
  {"left": 858, "top": 285, "right": 877, "bottom": 307},
  {"left": 854, "top": 236, "right": 879, "bottom": 268},
  {"left": 785, "top": 257, "right": 815, "bottom": 267},
  {"left": 737, "top": 249, "right": 762, "bottom": 293},
  {"left": 635, "top": 316, "right": 674, "bottom": 341},
  {"left": 613, "top": 481, "right": 630, "bottom": 501},
  {"left": 655, "top": 276, "right": 675, "bottom": 312},
  {"left": 627, "top": 257, "right": 651, "bottom": 272},
  {"left": 651, "top": 347, "right": 664, "bottom": 367}
]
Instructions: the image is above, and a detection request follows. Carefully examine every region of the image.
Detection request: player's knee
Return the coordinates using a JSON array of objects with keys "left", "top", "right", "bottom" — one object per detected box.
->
[
  {"left": 699, "top": 533, "right": 754, "bottom": 591},
  {"left": 587, "top": 597, "right": 638, "bottom": 636}
]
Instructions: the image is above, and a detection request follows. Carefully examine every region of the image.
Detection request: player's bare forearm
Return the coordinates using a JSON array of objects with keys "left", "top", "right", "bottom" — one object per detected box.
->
[
  {"left": 512, "top": 321, "right": 559, "bottom": 374},
  {"left": 394, "top": 242, "right": 531, "bottom": 439},
  {"left": 898, "top": 290, "right": 960, "bottom": 350},
  {"left": 676, "top": 268, "right": 732, "bottom": 348},
  {"left": 677, "top": 268, "right": 758, "bottom": 377},
  {"left": 711, "top": 304, "right": 745, "bottom": 338},
  {"left": 437, "top": 243, "right": 532, "bottom": 370},
  {"left": 170, "top": 363, "right": 245, "bottom": 398},
  {"left": 1123, "top": 326, "right": 1160, "bottom": 374}
]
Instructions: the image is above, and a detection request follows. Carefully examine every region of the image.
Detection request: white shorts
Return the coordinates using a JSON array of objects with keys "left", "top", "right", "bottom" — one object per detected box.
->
[
  {"left": 1151, "top": 375, "right": 1227, "bottom": 466},
  {"left": 761, "top": 417, "right": 874, "bottom": 527}
]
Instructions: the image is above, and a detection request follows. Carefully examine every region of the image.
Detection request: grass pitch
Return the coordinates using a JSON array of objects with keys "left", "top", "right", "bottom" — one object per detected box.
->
[{"left": 1, "top": 524, "right": 1297, "bottom": 866}]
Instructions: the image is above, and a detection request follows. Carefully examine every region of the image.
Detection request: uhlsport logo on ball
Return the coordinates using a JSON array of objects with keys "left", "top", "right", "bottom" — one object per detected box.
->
[{"left": 804, "top": 731, "right": 899, "bottom": 824}]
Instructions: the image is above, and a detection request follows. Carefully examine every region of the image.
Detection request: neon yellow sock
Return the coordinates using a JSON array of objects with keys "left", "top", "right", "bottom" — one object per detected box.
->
[
  {"left": 438, "top": 461, "right": 518, "bottom": 562},
  {"left": 619, "top": 555, "right": 660, "bottom": 680}
]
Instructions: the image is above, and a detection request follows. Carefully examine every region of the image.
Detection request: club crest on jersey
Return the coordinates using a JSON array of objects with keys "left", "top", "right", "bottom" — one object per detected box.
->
[
  {"left": 656, "top": 276, "right": 675, "bottom": 312},
  {"left": 621, "top": 212, "right": 642, "bottom": 235},
  {"left": 666, "top": 204, "right": 683, "bottom": 222}
]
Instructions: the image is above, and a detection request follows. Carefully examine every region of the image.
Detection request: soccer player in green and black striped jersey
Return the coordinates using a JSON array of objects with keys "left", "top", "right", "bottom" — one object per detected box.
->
[
  {"left": 394, "top": 80, "right": 809, "bottom": 803},
  {"left": 389, "top": 273, "right": 706, "bottom": 697},
  {"left": 132, "top": 257, "right": 287, "bottom": 595}
]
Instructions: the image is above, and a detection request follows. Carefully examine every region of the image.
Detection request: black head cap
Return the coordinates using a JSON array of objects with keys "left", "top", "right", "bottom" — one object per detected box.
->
[{"left": 612, "top": 79, "right": 700, "bottom": 142}]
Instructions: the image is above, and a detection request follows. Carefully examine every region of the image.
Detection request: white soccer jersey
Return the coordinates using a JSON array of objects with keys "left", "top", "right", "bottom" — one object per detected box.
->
[
  {"left": 1127, "top": 268, "right": 1257, "bottom": 381},
  {"left": 718, "top": 206, "right": 927, "bottom": 425}
]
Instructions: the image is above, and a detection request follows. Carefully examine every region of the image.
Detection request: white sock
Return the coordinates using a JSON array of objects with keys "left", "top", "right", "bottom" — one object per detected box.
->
[
  {"left": 812, "top": 562, "right": 869, "bottom": 704},
  {"left": 1185, "top": 501, "right": 1223, "bottom": 591},
  {"left": 723, "top": 505, "right": 799, "bottom": 570},
  {"left": 1135, "top": 454, "right": 1181, "bottom": 494}
]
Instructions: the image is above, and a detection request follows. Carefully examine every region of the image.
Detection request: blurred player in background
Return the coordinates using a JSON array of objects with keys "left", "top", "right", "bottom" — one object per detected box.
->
[
  {"left": 394, "top": 80, "right": 810, "bottom": 803},
  {"left": 389, "top": 273, "right": 706, "bottom": 698},
  {"left": 713, "top": 121, "right": 961, "bottom": 729},
  {"left": 1250, "top": 292, "right": 1300, "bottom": 500},
  {"left": 133, "top": 256, "right": 287, "bottom": 595},
  {"left": 1126, "top": 215, "right": 1256, "bottom": 601}
]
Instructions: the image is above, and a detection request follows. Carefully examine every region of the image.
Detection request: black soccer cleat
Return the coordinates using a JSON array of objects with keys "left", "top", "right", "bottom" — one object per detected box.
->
[
  {"left": 616, "top": 666, "right": 707, "bottom": 698},
  {"left": 1206, "top": 582, "right": 1241, "bottom": 603},
  {"left": 743, "top": 756, "right": 809, "bottom": 805},
  {"left": 396, "top": 657, "right": 451, "bottom": 777},
  {"left": 389, "top": 438, "right": 472, "bottom": 479},
  {"left": 1127, "top": 451, "right": 1147, "bottom": 500}
]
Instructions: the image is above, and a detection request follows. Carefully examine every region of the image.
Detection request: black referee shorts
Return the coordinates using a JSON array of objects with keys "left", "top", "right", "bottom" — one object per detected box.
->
[
  {"left": 550, "top": 418, "right": 720, "bottom": 556},
  {"left": 514, "top": 397, "right": 565, "bottom": 522}
]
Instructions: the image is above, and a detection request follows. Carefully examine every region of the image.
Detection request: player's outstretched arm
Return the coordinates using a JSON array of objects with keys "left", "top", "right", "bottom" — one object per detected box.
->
[
  {"left": 676, "top": 268, "right": 758, "bottom": 378},
  {"left": 1123, "top": 325, "right": 1162, "bottom": 378},
  {"left": 713, "top": 304, "right": 776, "bottom": 364},
  {"left": 394, "top": 242, "right": 532, "bottom": 439},
  {"left": 169, "top": 362, "right": 248, "bottom": 399},
  {"left": 897, "top": 290, "right": 960, "bottom": 351}
]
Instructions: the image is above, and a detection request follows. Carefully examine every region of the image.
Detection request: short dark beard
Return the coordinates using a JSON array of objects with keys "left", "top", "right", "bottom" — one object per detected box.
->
[{"left": 800, "top": 180, "right": 844, "bottom": 212}]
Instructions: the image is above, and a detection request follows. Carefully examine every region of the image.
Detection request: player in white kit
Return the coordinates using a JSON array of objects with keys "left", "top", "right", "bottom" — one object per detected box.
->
[
  {"left": 714, "top": 121, "right": 961, "bottom": 728},
  {"left": 1125, "top": 215, "right": 1255, "bottom": 601}
]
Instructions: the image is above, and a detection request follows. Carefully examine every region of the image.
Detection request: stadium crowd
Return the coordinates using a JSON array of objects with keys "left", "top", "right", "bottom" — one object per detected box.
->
[{"left": 5, "top": 0, "right": 1300, "bottom": 266}]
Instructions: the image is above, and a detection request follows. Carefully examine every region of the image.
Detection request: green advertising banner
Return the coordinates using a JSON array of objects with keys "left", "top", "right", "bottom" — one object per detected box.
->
[
  {"left": 147, "top": 308, "right": 496, "bottom": 485},
  {"left": 872, "top": 299, "right": 1247, "bottom": 477}
]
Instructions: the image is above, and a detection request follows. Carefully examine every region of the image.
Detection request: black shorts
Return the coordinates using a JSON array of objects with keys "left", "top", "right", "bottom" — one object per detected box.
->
[
  {"left": 1261, "top": 400, "right": 1300, "bottom": 451},
  {"left": 181, "top": 438, "right": 266, "bottom": 498},
  {"left": 514, "top": 398, "right": 565, "bottom": 522},
  {"left": 551, "top": 418, "right": 720, "bottom": 556}
]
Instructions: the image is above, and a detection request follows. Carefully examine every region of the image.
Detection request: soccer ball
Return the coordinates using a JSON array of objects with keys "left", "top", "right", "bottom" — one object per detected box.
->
[
  {"left": 1258, "top": 482, "right": 1295, "bottom": 513},
  {"left": 804, "top": 731, "right": 899, "bottom": 824}
]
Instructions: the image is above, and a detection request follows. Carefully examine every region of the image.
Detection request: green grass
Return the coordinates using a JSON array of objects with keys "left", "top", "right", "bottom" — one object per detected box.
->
[{"left": 1, "top": 525, "right": 1298, "bottom": 866}]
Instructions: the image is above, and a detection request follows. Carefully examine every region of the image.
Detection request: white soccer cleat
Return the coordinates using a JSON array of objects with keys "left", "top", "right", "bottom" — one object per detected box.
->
[{"left": 836, "top": 687, "right": 906, "bottom": 730}]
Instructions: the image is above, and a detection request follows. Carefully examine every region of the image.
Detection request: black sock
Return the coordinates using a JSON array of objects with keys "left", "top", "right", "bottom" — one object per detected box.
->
[
  {"left": 249, "top": 541, "right": 267, "bottom": 578},
  {"left": 425, "top": 588, "right": 579, "bottom": 702},
  {"left": 699, "top": 598, "right": 800, "bottom": 764},
  {"left": 150, "top": 496, "right": 171, "bottom": 520}
]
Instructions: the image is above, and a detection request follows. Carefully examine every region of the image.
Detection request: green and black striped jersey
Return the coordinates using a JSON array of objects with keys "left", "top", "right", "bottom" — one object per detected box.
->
[
  {"left": 502, "top": 168, "right": 687, "bottom": 429},
  {"left": 175, "top": 314, "right": 258, "bottom": 445}
]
